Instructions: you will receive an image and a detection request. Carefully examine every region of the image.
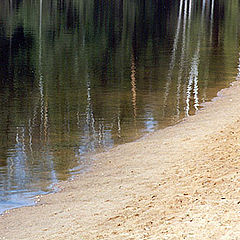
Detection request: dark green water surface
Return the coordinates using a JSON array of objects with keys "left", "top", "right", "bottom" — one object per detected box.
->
[{"left": 1, "top": 0, "right": 240, "bottom": 213}]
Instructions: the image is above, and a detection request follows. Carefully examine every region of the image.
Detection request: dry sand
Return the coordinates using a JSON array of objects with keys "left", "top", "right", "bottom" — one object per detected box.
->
[{"left": 1, "top": 81, "right": 240, "bottom": 239}]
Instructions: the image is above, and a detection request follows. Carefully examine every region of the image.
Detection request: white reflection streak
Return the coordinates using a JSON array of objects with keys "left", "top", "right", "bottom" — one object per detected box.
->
[
  {"left": 163, "top": 0, "right": 183, "bottom": 110},
  {"left": 187, "top": 0, "right": 193, "bottom": 43},
  {"left": 117, "top": 115, "right": 121, "bottom": 138},
  {"left": 188, "top": 0, "right": 192, "bottom": 22},
  {"left": 186, "top": 45, "right": 200, "bottom": 115},
  {"left": 210, "top": 0, "right": 215, "bottom": 45},
  {"left": 170, "top": 0, "right": 184, "bottom": 71},
  {"left": 193, "top": 44, "right": 200, "bottom": 110},
  {"left": 176, "top": 0, "right": 188, "bottom": 117},
  {"left": 29, "top": 119, "right": 33, "bottom": 153},
  {"left": 21, "top": 127, "right": 26, "bottom": 152},
  {"left": 131, "top": 55, "right": 137, "bottom": 119},
  {"left": 86, "top": 76, "right": 97, "bottom": 151},
  {"left": 237, "top": 53, "right": 240, "bottom": 80},
  {"left": 195, "top": 0, "right": 207, "bottom": 108},
  {"left": 77, "top": 111, "right": 80, "bottom": 128},
  {"left": 202, "top": 0, "right": 206, "bottom": 13},
  {"left": 9, "top": 127, "right": 27, "bottom": 184},
  {"left": 38, "top": 0, "right": 55, "bottom": 181},
  {"left": 186, "top": 0, "right": 207, "bottom": 116},
  {"left": 39, "top": 0, "right": 48, "bottom": 142},
  {"left": 98, "top": 122, "right": 104, "bottom": 146},
  {"left": 182, "top": 0, "right": 193, "bottom": 100},
  {"left": 39, "top": 0, "right": 44, "bottom": 138},
  {"left": 44, "top": 98, "right": 48, "bottom": 141},
  {"left": 182, "top": 0, "right": 188, "bottom": 52}
]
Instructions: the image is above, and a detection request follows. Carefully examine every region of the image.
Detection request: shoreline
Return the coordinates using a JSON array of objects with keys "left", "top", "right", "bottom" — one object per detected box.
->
[{"left": 1, "top": 80, "right": 240, "bottom": 239}]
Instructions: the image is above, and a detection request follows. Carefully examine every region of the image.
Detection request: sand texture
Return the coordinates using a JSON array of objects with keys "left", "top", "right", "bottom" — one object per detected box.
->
[{"left": 1, "top": 81, "right": 240, "bottom": 239}]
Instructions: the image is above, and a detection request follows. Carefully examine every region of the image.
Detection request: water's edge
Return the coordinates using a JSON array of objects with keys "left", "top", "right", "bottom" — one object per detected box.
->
[{"left": 2, "top": 78, "right": 238, "bottom": 215}]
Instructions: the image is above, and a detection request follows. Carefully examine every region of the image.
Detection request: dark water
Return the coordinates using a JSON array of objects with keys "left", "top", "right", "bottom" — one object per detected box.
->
[{"left": 0, "top": 0, "right": 240, "bottom": 213}]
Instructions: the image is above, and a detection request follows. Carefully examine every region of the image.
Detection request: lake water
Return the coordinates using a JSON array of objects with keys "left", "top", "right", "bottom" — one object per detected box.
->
[{"left": 1, "top": 0, "right": 240, "bottom": 213}]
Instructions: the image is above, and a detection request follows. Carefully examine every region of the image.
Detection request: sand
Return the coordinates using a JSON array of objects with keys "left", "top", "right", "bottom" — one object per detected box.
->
[{"left": 1, "top": 81, "right": 240, "bottom": 239}]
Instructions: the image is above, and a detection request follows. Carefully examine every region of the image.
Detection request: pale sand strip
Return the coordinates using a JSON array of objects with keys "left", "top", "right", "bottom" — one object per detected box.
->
[{"left": 1, "top": 81, "right": 240, "bottom": 239}]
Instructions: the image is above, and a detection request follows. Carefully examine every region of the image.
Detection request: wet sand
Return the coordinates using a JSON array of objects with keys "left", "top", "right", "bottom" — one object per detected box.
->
[{"left": 1, "top": 81, "right": 240, "bottom": 239}]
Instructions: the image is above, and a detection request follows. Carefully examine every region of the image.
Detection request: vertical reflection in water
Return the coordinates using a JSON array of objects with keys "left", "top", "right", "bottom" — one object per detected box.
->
[
  {"left": 39, "top": 0, "right": 44, "bottom": 139},
  {"left": 194, "top": 0, "right": 208, "bottom": 110},
  {"left": 185, "top": 0, "right": 207, "bottom": 116},
  {"left": 186, "top": 43, "right": 200, "bottom": 116},
  {"left": 131, "top": 54, "right": 137, "bottom": 120},
  {"left": 237, "top": 52, "right": 240, "bottom": 80},
  {"left": 176, "top": 0, "right": 188, "bottom": 118},
  {"left": 181, "top": 0, "right": 193, "bottom": 103},
  {"left": 193, "top": 43, "right": 200, "bottom": 111},
  {"left": 203, "top": 0, "right": 206, "bottom": 8},
  {"left": 210, "top": 0, "right": 215, "bottom": 45},
  {"left": 163, "top": 0, "right": 183, "bottom": 112},
  {"left": 188, "top": 0, "right": 192, "bottom": 22},
  {"left": 28, "top": 119, "right": 33, "bottom": 154},
  {"left": 117, "top": 114, "right": 121, "bottom": 138},
  {"left": 44, "top": 98, "right": 48, "bottom": 142},
  {"left": 9, "top": 0, "right": 12, "bottom": 9},
  {"left": 7, "top": 127, "right": 27, "bottom": 191},
  {"left": 85, "top": 75, "right": 97, "bottom": 152},
  {"left": 187, "top": 0, "right": 193, "bottom": 49},
  {"left": 38, "top": 0, "right": 55, "bottom": 184},
  {"left": 202, "top": 0, "right": 215, "bottom": 101},
  {"left": 39, "top": 0, "right": 48, "bottom": 143},
  {"left": 8, "top": 1, "right": 13, "bottom": 75},
  {"left": 206, "top": 0, "right": 214, "bottom": 100}
]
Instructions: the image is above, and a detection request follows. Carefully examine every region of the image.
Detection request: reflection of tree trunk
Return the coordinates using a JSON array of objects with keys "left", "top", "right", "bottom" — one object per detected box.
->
[
  {"left": 39, "top": 0, "right": 44, "bottom": 139},
  {"left": 38, "top": 0, "right": 48, "bottom": 143},
  {"left": 9, "top": 0, "right": 12, "bottom": 10},
  {"left": 186, "top": 0, "right": 207, "bottom": 116},
  {"left": 188, "top": 0, "right": 192, "bottom": 22},
  {"left": 186, "top": 43, "right": 200, "bottom": 116},
  {"left": 186, "top": 0, "right": 193, "bottom": 49},
  {"left": 182, "top": 0, "right": 193, "bottom": 105},
  {"left": 163, "top": 0, "right": 183, "bottom": 113},
  {"left": 202, "top": 0, "right": 215, "bottom": 101},
  {"left": 237, "top": 53, "right": 240, "bottom": 80},
  {"left": 176, "top": 0, "right": 188, "bottom": 118},
  {"left": 44, "top": 96, "right": 48, "bottom": 141},
  {"left": 131, "top": 54, "right": 137, "bottom": 119},
  {"left": 210, "top": 0, "right": 215, "bottom": 44},
  {"left": 117, "top": 87, "right": 121, "bottom": 138},
  {"left": 28, "top": 119, "right": 33, "bottom": 153},
  {"left": 117, "top": 114, "right": 121, "bottom": 138},
  {"left": 212, "top": 0, "right": 223, "bottom": 49},
  {"left": 85, "top": 75, "right": 97, "bottom": 151},
  {"left": 9, "top": 4, "right": 12, "bottom": 76}
]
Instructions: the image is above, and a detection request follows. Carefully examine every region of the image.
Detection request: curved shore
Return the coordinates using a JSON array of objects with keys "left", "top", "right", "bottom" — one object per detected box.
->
[{"left": 1, "top": 81, "right": 240, "bottom": 239}]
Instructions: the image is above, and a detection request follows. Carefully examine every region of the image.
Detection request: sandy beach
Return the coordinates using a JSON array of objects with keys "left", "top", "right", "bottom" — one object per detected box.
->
[{"left": 1, "top": 80, "right": 240, "bottom": 239}]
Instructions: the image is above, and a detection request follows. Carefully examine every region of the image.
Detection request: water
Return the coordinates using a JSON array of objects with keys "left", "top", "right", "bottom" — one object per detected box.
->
[{"left": 0, "top": 0, "right": 240, "bottom": 214}]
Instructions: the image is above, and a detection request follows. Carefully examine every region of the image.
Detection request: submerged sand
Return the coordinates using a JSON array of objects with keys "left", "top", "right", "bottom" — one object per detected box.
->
[{"left": 1, "top": 81, "right": 240, "bottom": 239}]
